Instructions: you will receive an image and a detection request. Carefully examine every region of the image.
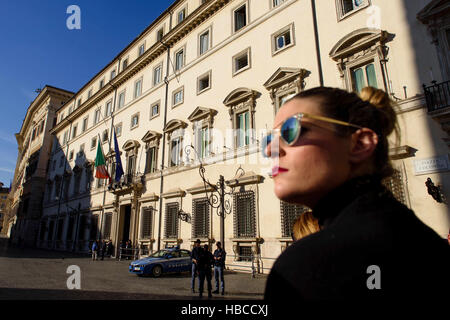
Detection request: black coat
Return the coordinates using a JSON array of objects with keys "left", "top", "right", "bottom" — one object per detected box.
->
[{"left": 265, "top": 176, "right": 450, "bottom": 303}]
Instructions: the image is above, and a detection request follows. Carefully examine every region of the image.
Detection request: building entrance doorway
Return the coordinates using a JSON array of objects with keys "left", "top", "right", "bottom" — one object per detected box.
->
[{"left": 120, "top": 204, "right": 132, "bottom": 243}]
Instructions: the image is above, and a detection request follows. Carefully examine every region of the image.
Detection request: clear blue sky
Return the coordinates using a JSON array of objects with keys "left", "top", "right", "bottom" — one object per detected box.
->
[{"left": 0, "top": 0, "right": 175, "bottom": 187}]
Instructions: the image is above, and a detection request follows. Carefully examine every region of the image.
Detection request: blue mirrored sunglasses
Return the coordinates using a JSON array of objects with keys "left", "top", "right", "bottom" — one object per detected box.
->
[{"left": 261, "top": 112, "right": 363, "bottom": 158}]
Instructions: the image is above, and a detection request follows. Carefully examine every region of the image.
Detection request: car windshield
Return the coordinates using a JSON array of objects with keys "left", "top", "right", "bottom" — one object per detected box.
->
[{"left": 150, "top": 250, "right": 170, "bottom": 258}]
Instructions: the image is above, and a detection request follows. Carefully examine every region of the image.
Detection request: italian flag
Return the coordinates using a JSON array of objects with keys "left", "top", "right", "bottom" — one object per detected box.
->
[{"left": 95, "top": 138, "right": 110, "bottom": 180}]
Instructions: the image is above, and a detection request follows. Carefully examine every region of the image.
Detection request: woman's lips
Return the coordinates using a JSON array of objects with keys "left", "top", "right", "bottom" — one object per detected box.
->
[{"left": 272, "top": 166, "right": 288, "bottom": 177}]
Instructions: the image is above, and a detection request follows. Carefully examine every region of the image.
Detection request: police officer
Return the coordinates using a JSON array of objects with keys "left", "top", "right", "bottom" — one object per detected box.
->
[
  {"left": 190, "top": 239, "right": 202, "bottom": 293},
  {"left": 213, "top": 241, "right": 226, "bottom": 295},
  {"left": 198, "top": 244, "right": 214, "bottom": 298}
]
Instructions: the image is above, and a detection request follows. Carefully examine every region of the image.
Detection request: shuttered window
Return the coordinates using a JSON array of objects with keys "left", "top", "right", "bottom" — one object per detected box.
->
[
  {"left": 103, "top": 213, "right": 112, "bottom": 240},
  {"left": 192, "top": 198, "right": 209, "bottom": 238},
  {"left": 165, "top": 203, "right": 179, "bottom": 239},
  {"left": 141, "top": 207, "right": 153, "bottom": 239},
  {"left": 233, "top": 191, "right": 256, "bottom": 238}
]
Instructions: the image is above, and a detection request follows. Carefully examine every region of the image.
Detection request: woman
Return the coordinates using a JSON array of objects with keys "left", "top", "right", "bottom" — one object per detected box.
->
[{"left": 263, "top": 87, "right": 449, "bottom": 302}]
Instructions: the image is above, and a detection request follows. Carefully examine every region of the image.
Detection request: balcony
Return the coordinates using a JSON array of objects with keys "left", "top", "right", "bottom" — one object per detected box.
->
[
  {"left": 423, "top": 80, "right": 450, "bottom": 148},
  {"left": 108, "top": 173, "right": 144, "bottom": 196}
]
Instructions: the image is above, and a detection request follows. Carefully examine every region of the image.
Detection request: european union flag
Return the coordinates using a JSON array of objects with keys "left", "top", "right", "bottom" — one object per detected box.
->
[{"left": 114, "top": 129, "right": 124, "bottom": 182}]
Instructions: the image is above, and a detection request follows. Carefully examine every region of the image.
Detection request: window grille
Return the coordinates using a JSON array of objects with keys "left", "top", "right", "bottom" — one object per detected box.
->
[
  {"left": 233, "top": 191, "right": 256, "bottom": 238},
  {"left": 280, "top": 201, "right": 310, "bottom": 238},
  {"left": 238, "top": 246, "right": 252, "bottom": 261},
  {"left": 165, "top": 203, "right": 179, "bottom": 238},
  {"left": 382, "top": 169, "right": 407, "bottom": 205},
  {"left": 192, "top": 198, "right": 209, "bottom": 238},
  {"left": 141, "top": 207, "right": 153, "bottom": 239}
]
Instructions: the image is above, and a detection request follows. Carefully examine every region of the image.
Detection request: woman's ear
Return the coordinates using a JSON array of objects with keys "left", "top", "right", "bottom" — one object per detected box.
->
[{"left": 348, "top": 128, "right": 379, "bottom": 164}]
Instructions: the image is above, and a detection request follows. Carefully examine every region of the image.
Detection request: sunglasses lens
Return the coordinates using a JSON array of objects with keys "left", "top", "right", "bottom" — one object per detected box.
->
[
  {"left": 281, "top": 117, "right": 300, "bottom": 144},
  {"left": 261, "top": 134, "right": 273, "bottom": 157}
]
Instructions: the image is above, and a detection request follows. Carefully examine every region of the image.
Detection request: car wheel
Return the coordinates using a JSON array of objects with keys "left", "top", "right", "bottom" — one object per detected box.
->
[{"left": 152, "top": 265, "right": 162, "bottom": 278}]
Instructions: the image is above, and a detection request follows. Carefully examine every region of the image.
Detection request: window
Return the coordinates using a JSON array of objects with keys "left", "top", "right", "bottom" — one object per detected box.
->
[
  {"left": 351, "top": 62, "right": 378, "bottom": 93},
  {"left": 79, "top": 143, "right": 85, "bottom": 155},
  {"left": 72, "top": 124, "right": 78, "bottom": 139},
  {"left": 138, "top": 43, "right": 145, "bottom": 56},
  {"left": 164, "top": 202, "right": 179, "bottom": 239},
  {"left": 99, "top": 78, "right": 105, "bottom": 89},
  {"left": 150, "top": 101, "right": 160, "bottom": 119},
  {"left": 134, "top": 78, "right": 143, "bottom": 99},
  {"left": 199, "top": 28, "right": 211, "bottom": 55},
  {"left": 105, "top": 100, "right": 113, "bottom": 117},
  {"left": 157, "top": 27, "right": 164, "bottom": 41},
  {"left": 233, "top": 48, "right": 251, "bottom": 76},
  {"left": 175, "top": 48, "right": 185, "bottom": 71},
  {"left": 122, "top": 58, "right": 129, "bottom": 70},
  {"left": 110, "top": 69, "right": 116, "bottom": 80},
  {"left": 153, "top": 64, "right": 162, "bottom": 86},
  {"left": 233, "top": 190, "right": 256, "bottom": 238},
  {"left": 382, "top": 169, "right": 407, "bottom": 205},
  {"left": 77, "top": 98, "right": 82, "bottom": 108},
  {"left": 192, "top": 198, "right": 209, "bottom": 238},
  {"left": 131, "top": 113, "right": 139, "bottom": 129},
  {"left": 88, "top": 89, "right": 93, "bottom": 99},
  {"left": 272, "top": 0, "right": 285, "bottom": 8},
  {"left": 69, "top": 150, "right": 74, "bottom": 161},
  {"left": 68, "top": 106, "right": 73, "bottom": 115},
  {"left": 145, "top": 147, "right": 156, "bottom": 174},
  {"left": 118, "top": 90, "right": 125, "bottom": 109},
  {"left": 94, "top": 109, "right": 101, "bottom": 125},
  {"left": 91, "top": 136, "right": 97, "bottom": 150},
  {"left": 336, "top": 0, "right": 369, "bottom": 19},
  {"left": 82, "top": 116, "right": 89, "bottom": 132},
  {"left": 102, "top": 129, "right": 109, "bottom": 143},
  {"left": 233, "top": 3, "right": 247, "bottom": 32},
  {"left": 73, "top": 169, "right": 82, "bottom": 195},
  {"left": 141, "top": 207, "right": 153, "bottom": 239},
  {"left": 170, "top": 137, "right": 182, "bottom": 167},
  {"left": 177, "top": 8, "right": 186, "bottom": 24},
  {"left": 197, "top": 70, "right": 211, "bottom": 94},
  {"left": 280, "top": 202, "right": 309, "bottom": 238},
  {"left": 172, "top": 87, "right": 184, "bottom": 107},
  {"left": 63, "top": 130, "right": 68, "bottom": 145},
  {"left": 236, "top": 111, "right": 250, "bottom": 147},
  {"left": 115, "top": 123, "right": 123, "bottom": 137},
  {"left": 272, "top": 23, "right": 295, "bottom": 55},
  {"left": 196, "top": 126, "right": 210, "bottom": 159}
]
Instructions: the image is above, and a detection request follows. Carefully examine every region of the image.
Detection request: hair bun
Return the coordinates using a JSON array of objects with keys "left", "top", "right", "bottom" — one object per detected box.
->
[{"left": 359, "top": 86, "right": 397, "bottom": 137}]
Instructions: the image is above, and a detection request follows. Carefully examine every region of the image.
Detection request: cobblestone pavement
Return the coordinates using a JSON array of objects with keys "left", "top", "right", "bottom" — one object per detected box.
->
[{"left": 0, "top": 236, "right": 267, "bottom": 300}]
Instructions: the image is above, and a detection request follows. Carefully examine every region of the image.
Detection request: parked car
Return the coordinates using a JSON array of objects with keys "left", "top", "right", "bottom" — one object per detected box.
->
[{"left": 129, "top": 247, "right": 192, "bottom": 277}]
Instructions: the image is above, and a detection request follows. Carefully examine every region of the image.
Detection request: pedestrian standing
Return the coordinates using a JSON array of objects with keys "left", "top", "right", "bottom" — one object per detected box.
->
[
  {"left": 190, "top": 239, "right": 202, "bottom": 293},
  {"left": 213, "top": 241, "right": 226, "bottom": 295},
  {"left": 91, "top": 240, "right": 98, "bottom": 261},
  {"left": 106, "top": 239, "right": 112, "bottom": 258},
  {"left": 100, "top": 240, "right": 106, "bottom": 260},
  {"left": 198, "top": 244, "right": 214, "bottom": 298}
]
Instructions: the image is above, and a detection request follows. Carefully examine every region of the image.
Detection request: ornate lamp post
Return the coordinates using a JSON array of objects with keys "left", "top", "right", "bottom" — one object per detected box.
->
[{"left": 184, "top": 145, "right": 245, "bottom": 248}]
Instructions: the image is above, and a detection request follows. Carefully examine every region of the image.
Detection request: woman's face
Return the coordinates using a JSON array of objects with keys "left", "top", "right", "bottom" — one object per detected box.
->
[{"left": 267, "top": 98, "right": 353, "bottom": 208}]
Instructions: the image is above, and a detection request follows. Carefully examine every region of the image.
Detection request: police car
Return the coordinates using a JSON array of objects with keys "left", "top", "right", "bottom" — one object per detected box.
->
[{"left": 129, "top": 247, "right": 192, "bottom": 277}]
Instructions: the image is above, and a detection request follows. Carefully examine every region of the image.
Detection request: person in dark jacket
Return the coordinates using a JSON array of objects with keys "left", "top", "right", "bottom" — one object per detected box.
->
[
  {"left": 262, "top": 86, "right": 450, "bottom": 305},
  {"left": 198, "top": 244, "right": 214, "bottom": 298},
  {"left": 212, "top": 241, "right": 226, "bottom": 295},
  {"left": 190, "top": 239, "right": 202, "bottom": 293},
  {"left": 100, "top": 240, "right": 107, "bottom": 260},
  {"left": 91, "top": 240, "right": 98, "bottom": 261}
]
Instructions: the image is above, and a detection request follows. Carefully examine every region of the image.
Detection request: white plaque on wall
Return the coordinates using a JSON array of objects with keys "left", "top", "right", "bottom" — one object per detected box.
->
[{"left": 413, "top": 155, "right": 449, "bottom": 175}]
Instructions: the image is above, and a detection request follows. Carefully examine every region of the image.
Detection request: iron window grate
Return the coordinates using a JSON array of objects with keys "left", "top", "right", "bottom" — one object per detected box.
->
[{"left": 280, "top": 201, "right": 310, "bottom": 238}]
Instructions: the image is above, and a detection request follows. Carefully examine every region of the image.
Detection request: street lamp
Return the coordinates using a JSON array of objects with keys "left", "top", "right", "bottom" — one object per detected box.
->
[{"left": 184, "top": 145, "right": 245, "bottom": 249}]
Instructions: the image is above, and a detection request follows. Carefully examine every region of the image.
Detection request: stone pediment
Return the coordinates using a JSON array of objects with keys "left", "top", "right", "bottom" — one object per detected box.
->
[
  {"left": 123, "top": 140, "right": 141, "bottom": 152},
  {"left": 164, "top": 119, "right": 187, "bottom": 133},
  {"left": 417, "top": 0, "right": 450, "bottom": 23},
  {"left": 264, "top": 67, "right": 308, "bottom": 90},
  {"left": 223, "top": 88, "right": 259, "bottom": 107},
  {"left": 329, "top": 28, "right": 389, "bottom": 61},
  {"left": 187, "top": 107, "right": 218, "bottom": 122},
  {"left": 142, "top": 130, "right": 162, "bottom": 143}
]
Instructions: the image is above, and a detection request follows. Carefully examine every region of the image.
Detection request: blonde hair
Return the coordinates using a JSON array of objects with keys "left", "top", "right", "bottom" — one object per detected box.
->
[{"left": 292, "top": 211, "right": 320, "bottom": 241}]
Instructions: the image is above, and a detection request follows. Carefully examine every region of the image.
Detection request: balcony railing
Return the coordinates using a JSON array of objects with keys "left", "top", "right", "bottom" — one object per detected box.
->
[
  {"left": 423, "top": 80, "right": 450, "bottom": 113},
  {"left": 108, "top": 173, "right": 144, "bottom": 193}
]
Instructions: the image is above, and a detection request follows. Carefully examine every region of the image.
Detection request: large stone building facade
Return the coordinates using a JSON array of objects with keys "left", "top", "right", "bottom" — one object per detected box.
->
[{"left": 10, "top": 0, "right": 449, "bottom": 273}]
